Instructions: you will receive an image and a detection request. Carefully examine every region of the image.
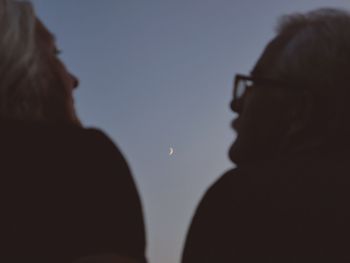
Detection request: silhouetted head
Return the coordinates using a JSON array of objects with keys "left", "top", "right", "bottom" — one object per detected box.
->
[
  {"left": 229, "top": 8, "right": 350, "bottom": 165},
  {"left": 0, "top": 0, "right": 80, "bottom": 125}
]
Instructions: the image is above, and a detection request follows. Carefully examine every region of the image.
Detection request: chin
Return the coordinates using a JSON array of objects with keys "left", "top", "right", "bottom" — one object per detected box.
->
[
  {"left": 228, "top": 139, "right": 245, "bottom": 165},
  {"left": 228, "top": 146, "right": 246, "bottom": 166},
  {"left": 228, "top": 135, "right": 266, "bottom": 166},
  {"left": 229, "top": 133, "right": 286, "bottom": 167}
]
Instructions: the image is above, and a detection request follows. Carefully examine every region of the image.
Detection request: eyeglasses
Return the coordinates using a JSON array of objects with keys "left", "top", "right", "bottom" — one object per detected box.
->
[
  {"left": 233, "top": 74, "right": 287, "bottom": 102},
  {"left": 232, "top": 73, "right": 299, "bottom": 112}
]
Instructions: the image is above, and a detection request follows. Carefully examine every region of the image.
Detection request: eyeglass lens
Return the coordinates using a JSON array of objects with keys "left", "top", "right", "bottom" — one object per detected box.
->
[{"left": 236, "top": 79, "right": 253, "bottom": 100}]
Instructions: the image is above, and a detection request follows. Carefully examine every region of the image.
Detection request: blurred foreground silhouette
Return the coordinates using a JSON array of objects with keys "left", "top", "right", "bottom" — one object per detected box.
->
[{"left": 0, "top": 0, "right": 147, "bottom": 262}]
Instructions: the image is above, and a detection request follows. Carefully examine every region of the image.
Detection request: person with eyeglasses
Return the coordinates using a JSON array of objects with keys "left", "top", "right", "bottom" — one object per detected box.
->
[{"left": 182, "top": 8, "right": 350, "bottom": 263}]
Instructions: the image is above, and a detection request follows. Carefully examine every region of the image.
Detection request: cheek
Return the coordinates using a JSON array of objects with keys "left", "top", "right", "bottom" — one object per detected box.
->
[
  {"left": 51, "top": 57, "right": 73, "bottom": 91},
  {"left": 58, "top": 63, "right": 72, "bottom": 88},
  {"left": 240, "top": 92, "right": 289, "bottom": 139}
]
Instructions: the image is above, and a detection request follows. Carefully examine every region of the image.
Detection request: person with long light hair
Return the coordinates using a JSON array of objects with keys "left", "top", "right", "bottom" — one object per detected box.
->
[{"left": 0, "top": 1, "right": 147, "bottom": 262}]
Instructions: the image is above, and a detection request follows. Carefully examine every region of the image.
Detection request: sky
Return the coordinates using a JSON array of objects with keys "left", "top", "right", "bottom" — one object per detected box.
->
[{"left": 31, "top": 1, "right": 350, "bottom": 262}]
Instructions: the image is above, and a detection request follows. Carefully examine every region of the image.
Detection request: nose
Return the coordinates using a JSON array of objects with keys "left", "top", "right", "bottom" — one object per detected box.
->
[
  {"left": 71, "top": 73, "right": 79, "bottom": 89},
  {"left": 230, "top": 98, "right": 243, "bottom": 113}
]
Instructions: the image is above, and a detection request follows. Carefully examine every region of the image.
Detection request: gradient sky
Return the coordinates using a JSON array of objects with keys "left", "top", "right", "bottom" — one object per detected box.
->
[{"left": 31, "top": 1, "right": 350, "bottom": 262}]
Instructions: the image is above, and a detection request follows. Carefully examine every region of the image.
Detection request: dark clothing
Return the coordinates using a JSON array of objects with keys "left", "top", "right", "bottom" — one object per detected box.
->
[
  {"left": 182, "top": 142, "right": 350, "bottom": 262},
  {"left": 0, "top": 121, "right": 147, "bottom": 263}
]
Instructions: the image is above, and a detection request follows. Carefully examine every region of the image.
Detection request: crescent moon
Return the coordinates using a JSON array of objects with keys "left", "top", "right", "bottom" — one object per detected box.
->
[{"left": 169, "top": 147, "right": 174, "bottom": 156}]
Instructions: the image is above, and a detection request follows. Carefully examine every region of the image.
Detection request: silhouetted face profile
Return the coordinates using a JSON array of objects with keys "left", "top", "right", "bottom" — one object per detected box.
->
[
  {"left": 229, "top": 36, "right": 295, "bottom": 165},
  {"left": 36, "top": 19, "right": 81, "bottom": 125}
]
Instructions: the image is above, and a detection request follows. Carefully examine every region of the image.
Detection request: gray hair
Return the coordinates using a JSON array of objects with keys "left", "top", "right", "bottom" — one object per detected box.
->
[
  {"left": 0, "top": 0, "right": 75, "bottom": 124},
  {"left": 269, "top": 8, "right": 350, "bottom": 136}
]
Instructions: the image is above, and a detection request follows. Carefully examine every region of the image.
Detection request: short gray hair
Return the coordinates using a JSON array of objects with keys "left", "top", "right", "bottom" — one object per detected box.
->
[
  {"left": 270, "top": 8, "right": 350, "bottom": 135},
  {"left": 0, "top": 0, "right": 75, "bottom": 123}
]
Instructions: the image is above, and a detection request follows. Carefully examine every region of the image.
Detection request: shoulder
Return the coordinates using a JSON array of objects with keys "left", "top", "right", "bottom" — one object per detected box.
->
[
  {"left": 182, "top": 169, "right": 245, "bottom": 262},
  {"left": 67, "top": 126, "right": 119, "bottom": 148},
  {"left": 82, "top": 128, "right": 118, "bottom": 147},
  {"left": 61, "top": 126, "right": 126, "bottom": 161},
  {"left": 75, "top": 127, "right": 133, "bottom": 179},
  {"left": 201, "top": 168, "right": 246, "bottom": 203},
  {"left": 73, "top": 254, "right": 141, "bottom": 263},
  {"left": 189, "top": 169, "right": 243, "bottom": 223},
  {"left": 199, "top": 162, "right": 276, "bottom": 209},
  {"left": 51, "top": 126, "right": 136, "bottom": 190}
]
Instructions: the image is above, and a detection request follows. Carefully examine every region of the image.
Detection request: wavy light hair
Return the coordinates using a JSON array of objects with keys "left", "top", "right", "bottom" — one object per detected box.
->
[
  {"left": 264, "top": 8, "right": 350, "bottom": 138},
  {"left": 0, "top": 0, "right": 77, "bottom": 124}
]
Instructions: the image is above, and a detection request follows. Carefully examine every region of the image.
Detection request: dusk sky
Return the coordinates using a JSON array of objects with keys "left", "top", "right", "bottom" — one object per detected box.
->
[{"left": 31, "top": 1, "right": 350, "bottom": 262}]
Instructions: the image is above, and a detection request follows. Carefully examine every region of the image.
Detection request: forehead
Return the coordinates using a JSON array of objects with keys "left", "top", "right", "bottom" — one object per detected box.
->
[
  {"left": 35, "top": 19, "right": 55, "bottom": 45},
  {"left": 251, "top": 34, "right": 289, "bottom": 77}
]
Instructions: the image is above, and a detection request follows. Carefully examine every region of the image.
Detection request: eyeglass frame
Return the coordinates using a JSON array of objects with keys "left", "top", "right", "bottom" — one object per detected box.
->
[
  {"left": 234, "top": 73, "right": 286, "bottom": 99},
  {"left": 233, "top": 73, "right": 310, "bottom": 103}
]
